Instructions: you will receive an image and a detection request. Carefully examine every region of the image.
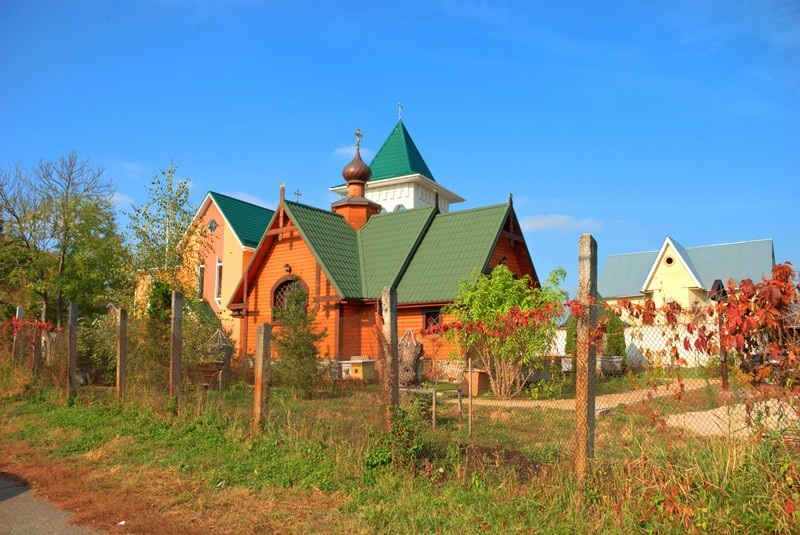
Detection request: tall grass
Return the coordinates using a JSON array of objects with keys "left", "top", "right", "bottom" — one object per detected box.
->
[{"left": 2, "top": 380, "right": 798, "bottom": 533}]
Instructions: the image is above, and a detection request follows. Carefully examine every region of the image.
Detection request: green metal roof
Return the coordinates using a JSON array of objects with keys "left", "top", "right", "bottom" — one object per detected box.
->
[
  {"left": 358, "top": 206, "right": 437, "bottom": 298},
  {"left": 278, "top": 200, "right": 512, "bottom": 303},
  {"left": 283, "top": 201, "right": 362, "bottom": 298},
  {"left": 209, "top": 191, "right": 274, "bottom": 248},
  {"left": 599, "top": 238, "right": 775, "bottom": 298},
  {"left": 369, "top": 120, "right": 436, "bottom": 182},
  {"left": 396, "top": 204, "right": 509, "bottom": 303}
]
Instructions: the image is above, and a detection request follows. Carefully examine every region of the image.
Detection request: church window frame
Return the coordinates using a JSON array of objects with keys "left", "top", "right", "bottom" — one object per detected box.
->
[{"left": 271, "top": 275, "right": 309, "bottom": 323}]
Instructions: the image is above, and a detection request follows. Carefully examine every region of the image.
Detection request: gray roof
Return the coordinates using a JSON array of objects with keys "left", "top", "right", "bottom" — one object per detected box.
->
[{"left": 599, "top": 238, "right": 775, "bottom": 299}]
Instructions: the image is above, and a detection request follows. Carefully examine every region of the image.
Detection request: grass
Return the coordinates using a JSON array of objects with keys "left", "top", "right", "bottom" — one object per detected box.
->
[{"left": 2, "top": 366, "right": 799, "bottom": 533}]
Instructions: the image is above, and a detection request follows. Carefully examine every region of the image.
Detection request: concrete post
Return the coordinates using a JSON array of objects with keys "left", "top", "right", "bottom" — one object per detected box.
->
[
  {"left": 170, "top": 292, "right": 184, "bottom": 399},
  {"left": 253, "top": 323, "right": 272, "bottom": 433},
  {"left": 11, "top": 306, "right": 24, "bottom": 364},
  {"left": 117, "top": 308, "right": 127, "bottom": 399},
  {"left": 468, "top": 357, "right": 473, "bottom": 438},
  {"left": 66, "top": 303, "right": 78, "bottom": 398},
  {"left": 575, "top": 234, "right": 598, "bottom": 484},
  {"left": 381, "top": 286, "right": 399, "bottom": 428}
]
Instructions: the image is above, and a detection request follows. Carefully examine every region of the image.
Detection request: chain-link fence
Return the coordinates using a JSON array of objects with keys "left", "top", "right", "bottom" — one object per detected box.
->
[{"left": 3, "top": 260, "right": 797, "bottom": 491}]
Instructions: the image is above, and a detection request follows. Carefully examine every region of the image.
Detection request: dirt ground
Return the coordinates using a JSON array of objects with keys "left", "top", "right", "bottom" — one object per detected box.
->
[{"left": 0, "top": 437, "right": 366, "bottom": 534}]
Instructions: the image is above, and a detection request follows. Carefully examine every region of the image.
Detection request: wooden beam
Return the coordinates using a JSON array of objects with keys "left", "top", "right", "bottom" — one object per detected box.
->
[
  {"left": 265, "top": 225, "right": 297, "bottom": 237},
  {"left": 500, "top": 230, "right": 524, "bottom": 242}
]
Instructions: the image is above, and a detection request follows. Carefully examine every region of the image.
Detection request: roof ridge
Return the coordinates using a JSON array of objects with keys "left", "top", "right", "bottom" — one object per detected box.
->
[
  {"left": 209, "top": 191, "right": 272, "bottom": 210},
  {"left": 356, "top": 226, "right": 367, "bottom": 296},
  {"left": 433, "top": 203, "right": 508, "bottom": 217},
  {"left": 607, "top": 238, "right": 774, "bottom": 259},
  {"left": 364, "top": 205, "right": 434, "bottom": 223},
  {"left": 686, "top": 239, "right": 773, "bottom": 250},
  {"left": 284, "top": 200, "right": 343, "bottom": 218}
]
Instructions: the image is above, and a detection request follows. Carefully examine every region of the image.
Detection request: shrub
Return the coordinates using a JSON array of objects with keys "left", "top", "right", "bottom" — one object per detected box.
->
[{"left": 272, "top": 282, "right": 326, "bottom": 398}]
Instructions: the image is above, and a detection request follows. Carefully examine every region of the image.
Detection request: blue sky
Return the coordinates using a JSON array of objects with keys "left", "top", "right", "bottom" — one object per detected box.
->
[{"left": 2, "top": 0, "right": 798, "bottom": 294}]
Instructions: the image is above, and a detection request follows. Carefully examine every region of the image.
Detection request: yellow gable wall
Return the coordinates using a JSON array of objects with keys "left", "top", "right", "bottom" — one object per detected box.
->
[
  {"left": 217, "top": 222, "right": 249, "bottom": 345},
  {"left": 641, "top": 243, "right": 708, "bottom": 308}
]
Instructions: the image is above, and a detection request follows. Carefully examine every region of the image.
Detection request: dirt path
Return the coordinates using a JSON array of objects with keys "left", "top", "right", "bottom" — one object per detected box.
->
[
  {"left": 666, "top": 397, "right": 799, "bottom": 438},
  {"left": 463, "top": 378, "right": 715, "bottom": 413},
  {"left": 0, "top": 473, "right": 94, "bottom": 534}
]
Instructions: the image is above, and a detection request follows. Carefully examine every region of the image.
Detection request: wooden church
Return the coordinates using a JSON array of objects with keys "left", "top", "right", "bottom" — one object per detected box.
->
[{"left": 227, "top": 120, "right": 540, "bottom": 363}]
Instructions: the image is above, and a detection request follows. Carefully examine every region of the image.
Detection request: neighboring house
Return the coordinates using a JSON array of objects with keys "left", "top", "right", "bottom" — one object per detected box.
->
[
  {"left": 193, "top": 192, "right": 274, "bottom": 349},
  {"left": 228, "top": 129, "right": 538, "bottom": 362},
  {"left": 133, "top": 192, "right": 275, "bottom": 348},
  {"left": 598, "top": 237, "right": 776, "bottom": 368},
  {"left": 330, "top": 119, "right": 465, "bottom": 213},
  {"left": 599, "top": 236, "right": 775, "bottom": 308}
]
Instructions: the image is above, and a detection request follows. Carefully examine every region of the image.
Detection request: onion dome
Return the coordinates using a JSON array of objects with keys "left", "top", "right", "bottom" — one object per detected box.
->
[{"left": 342, "top": 128, "right": 372, "bottom": 183}]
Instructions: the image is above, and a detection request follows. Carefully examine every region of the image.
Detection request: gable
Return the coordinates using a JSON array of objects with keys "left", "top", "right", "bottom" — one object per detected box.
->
[
  {"left": 208, "top": 191, "right": 274, "bottom": 248},
  {"left": 641, "top": 238, "right": 702, "bottom": 293},
  {"left": 641, "top": 238, "right": 704, "bottom": 294},
  {"left": 283, "top": 201, "right": 362, "bottom": 298}
]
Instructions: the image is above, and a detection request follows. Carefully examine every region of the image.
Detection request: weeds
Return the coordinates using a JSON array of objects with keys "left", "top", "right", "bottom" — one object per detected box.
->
[{"left": 1, "top": 379, "right": 798, "bottom": 533}]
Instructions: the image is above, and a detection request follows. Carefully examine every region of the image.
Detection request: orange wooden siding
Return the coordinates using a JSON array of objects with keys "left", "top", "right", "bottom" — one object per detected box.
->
[{"left": 244, "top": 215, "right": 340, "bottom": 358}]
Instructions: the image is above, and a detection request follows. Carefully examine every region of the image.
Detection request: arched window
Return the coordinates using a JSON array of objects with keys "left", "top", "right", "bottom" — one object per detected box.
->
[
  {"left": 273, "top": 278, "right": 306, "bottom": 312},
  {"left": 394, "top": 204, "right": 406, "bottom": 212}
]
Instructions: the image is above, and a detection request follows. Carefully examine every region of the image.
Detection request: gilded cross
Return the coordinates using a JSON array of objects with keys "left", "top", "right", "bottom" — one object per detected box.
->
[
  {"left": 294, "top": 189, "right": 302, "bottom": 202},
  {"left": 354, "top": 128, "right": 362, "bottom": 149}
]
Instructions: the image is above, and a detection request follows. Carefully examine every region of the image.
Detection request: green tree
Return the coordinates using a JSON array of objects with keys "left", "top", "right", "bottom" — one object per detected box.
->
[
  {"left": 0, "top": 153, "right": 128, "bottom": 324},
  {"left": 605, "top": 312, "right": 627, "bottom": 357},
  {"left": 127, "top": 162, "right": 206, "bottom": 295},
  {"left": 565, "top": 309, "right": 627, "bottom": 357},
  {"left": 272, "top": 282, "right": 326, "bottom": 399},
  {"left": 443, "top": 265, "right": 567, "bottom": 399}
]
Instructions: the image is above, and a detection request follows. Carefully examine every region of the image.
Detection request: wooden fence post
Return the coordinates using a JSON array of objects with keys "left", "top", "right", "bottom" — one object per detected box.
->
[
  {"left": 32, "top": 325, "right": 42, "bottom": 377},
  {"left": 170, "top": 292, "right": 183, "bottom": 399},
  {"left": 381, "top": 286, "right": 399, "bottom": 429},
  {"left": 253, "top": 323, "right": 272, "bottom": 433},
  {"left": 222, "top": 345, "right": 233, "bottom": 386},
  {"left": 66, "top": 303, "right": 78, "bottom": 398},
  {"left": 117, "top": 308, "right": 127, "bottom": 399},
  {"left": 575, "top": 234, "right": 598, "bottom": 485}
]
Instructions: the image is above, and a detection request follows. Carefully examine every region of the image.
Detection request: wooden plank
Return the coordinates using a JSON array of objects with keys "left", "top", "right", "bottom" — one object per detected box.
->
[{"left": 264, "top": 225, "right": 297, "bottom": 237}]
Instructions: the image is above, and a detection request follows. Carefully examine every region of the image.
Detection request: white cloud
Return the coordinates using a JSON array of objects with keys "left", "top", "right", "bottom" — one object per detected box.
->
[
  {"left": 333, "top": 145, "right": 375, "bottom": 161},
  {"left": 110, "top": 192, "right": 134, "bottom": 206},
  {"left": 520, "top": 214, "right": 602, "bottom": 232},
  {"left": 222, "top": 191, "right": 275, "bottom": 209}
]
